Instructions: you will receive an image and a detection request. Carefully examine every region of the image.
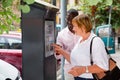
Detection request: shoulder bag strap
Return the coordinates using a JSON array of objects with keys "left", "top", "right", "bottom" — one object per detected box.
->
[
  {"left": 90, "top": 36, "right": 99, "bottom": 80},
  {"left": 90, "top": 36, "right": 97, "bottom": 65}
]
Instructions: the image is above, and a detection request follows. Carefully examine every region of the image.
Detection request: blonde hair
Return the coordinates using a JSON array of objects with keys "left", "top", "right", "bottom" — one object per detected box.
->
[{"left": 72, "top": 14, "right": 92, "bottom": 33}]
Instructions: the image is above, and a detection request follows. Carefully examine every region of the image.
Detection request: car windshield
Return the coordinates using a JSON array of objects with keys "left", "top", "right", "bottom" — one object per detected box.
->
[{"left": 0, "top": 33, "right": 22, "bottom": 49}]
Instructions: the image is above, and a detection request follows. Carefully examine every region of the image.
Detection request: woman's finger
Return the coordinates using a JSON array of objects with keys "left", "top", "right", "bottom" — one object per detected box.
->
[{"left": 52, "top": 44, "right": 62, "bottom": 48}]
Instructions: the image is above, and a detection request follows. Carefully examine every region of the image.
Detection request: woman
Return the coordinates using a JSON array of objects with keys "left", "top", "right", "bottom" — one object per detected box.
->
[{"left": 53, "top": 14, "right": 109, "bottom": 80}]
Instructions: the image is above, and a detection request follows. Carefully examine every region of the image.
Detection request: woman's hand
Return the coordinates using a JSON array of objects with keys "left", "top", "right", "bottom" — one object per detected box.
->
[
  {"left": 68, "top": 66, "right": 86, "bottom": 77},
  {"left": 52, "top": 44, "right": 64, "bottom": 55},
  {"left": 52, "top": 43, "right": 71, "bottom": 63}
]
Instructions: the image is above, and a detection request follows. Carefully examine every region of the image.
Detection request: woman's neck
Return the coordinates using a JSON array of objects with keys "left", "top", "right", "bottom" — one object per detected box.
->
[{"left": 81, "top": 32, "right": 91, "bottom": 42}]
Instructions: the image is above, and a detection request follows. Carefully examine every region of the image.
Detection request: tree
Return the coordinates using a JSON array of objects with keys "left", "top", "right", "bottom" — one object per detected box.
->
[
  {"left": 0, "top": 0, "right": 35, "bottom": 34},
  {"left": 77, "top": 0, "right": 113, "bottom": 28},
  {"left": 73, "top": 0, "right": 120, "bottom": 30},
  {"left": 0, "top": 0, "right": 19, "bottom": 33},
  {"left": 92, "top": 0, "right": 120, "bottom": 29}
]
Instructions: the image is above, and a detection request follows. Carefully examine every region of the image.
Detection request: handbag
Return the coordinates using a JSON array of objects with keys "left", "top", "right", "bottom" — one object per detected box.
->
[{"left": 90, "top": 36, "right": 120, "bottom": 80}]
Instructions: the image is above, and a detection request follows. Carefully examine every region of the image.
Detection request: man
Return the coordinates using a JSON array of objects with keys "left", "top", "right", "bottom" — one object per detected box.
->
[{"left": 55, "top": 9, "right": 79, "bottom": 80}]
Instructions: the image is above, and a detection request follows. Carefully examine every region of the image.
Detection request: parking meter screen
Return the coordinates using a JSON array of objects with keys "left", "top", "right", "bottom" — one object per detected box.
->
[
  {"left": 98, "top": 27, "right": 111, "bottom": 37},
  {"left": 45, "top": 20, "right": 55, "bottom": 57}
]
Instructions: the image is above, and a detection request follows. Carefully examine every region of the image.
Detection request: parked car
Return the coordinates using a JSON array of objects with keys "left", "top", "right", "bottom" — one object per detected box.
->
[
  {"left": 0, "top": 32, "right": 22, "bottom": 75},
  {"left": 0, "top": 59, "right": 22, "bottom": 80}
]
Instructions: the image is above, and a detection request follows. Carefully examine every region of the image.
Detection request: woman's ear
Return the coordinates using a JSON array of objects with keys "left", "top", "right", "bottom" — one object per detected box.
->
[{"left": 82, "top": 25, "right": 87, "bottom": 33}]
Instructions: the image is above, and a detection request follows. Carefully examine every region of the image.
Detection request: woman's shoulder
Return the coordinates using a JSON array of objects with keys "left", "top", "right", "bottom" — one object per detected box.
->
[
  {"left": 90, "top": 33, "right": 103, "bottom": 43},
  {"left": 90, "top": 33, "right": 101, "bottom": 40},
  {"left": 92, "top": 36, "right": 105, "bottom": 47}
]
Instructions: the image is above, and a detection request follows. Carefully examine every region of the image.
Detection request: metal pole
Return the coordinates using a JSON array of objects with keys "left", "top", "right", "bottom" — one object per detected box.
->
[
  {"left": 61, "top": 0, "right": 67, "bottom": 80},
  {"left": 61, "top": 0, "right": 67, "bottom": 29},
  {"left": 107, "top": 6, "right": 112, "bottom": 49},
  {"left": 108, "top": 6, "right": 112, "bottom": 25}
]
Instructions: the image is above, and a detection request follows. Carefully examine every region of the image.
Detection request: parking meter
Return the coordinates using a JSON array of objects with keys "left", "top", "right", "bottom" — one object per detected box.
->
[
  {"left": 21, "top": 1, "right": 59, "bottom": 80},
  {"left": 96, "top": 24, "right": 115, "bottom": 54}
]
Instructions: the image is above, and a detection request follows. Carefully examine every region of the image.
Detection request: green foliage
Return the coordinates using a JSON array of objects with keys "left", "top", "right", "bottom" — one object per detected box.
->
[
  {"left": 80, "top": 0, "right": 112, "bottom": 6},
  {"left": 0, "top": 0, "right": 20, "bottom": 34},
  {"left": 21, "top": 0, "right": 35, "bottom": 13},
  {"left": 104, "top": 0, "right": 113, "bottom": 6},
  {"left": 23, "top": 0, "right": 35, "bottom": 4},
  {"left": 20, "top": 5, "right": 30, "bottom": 13},
  {"left": 96, "top": 0, "right": 120, "bottom": 28},
  {"left": 85, "top": 0, "right": 102, "bottom": 6},
  {"left": 2, "top": 0, "right": 13, "bottom": 7},
  {"left": 0, "top": 0, "right": 35, "bottom": 34},
  {"left": 78, "top": 0, "right": 120, "bottom": 29},
  {"left": 111, "top": 0, "right": 120, "bottom": 28}
]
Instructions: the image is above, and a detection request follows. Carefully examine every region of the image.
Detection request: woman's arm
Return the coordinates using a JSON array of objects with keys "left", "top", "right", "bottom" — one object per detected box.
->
[
  {"left": 52, "top": 44, "right": 71, "bottom": 63},
  {"left": 68, "top": 64, "right": 106, "bottom": 77},
  {"left": 87, "top": 64, "right": 106, "bottom": 73}
]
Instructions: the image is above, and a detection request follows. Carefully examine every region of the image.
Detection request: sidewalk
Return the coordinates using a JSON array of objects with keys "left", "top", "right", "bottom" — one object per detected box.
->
[
  {"left": 110, "top": 48, "right": 120, "bottom": 68},
  {"left": 110, "top": 37, "right": 120, "bottom": 68}
]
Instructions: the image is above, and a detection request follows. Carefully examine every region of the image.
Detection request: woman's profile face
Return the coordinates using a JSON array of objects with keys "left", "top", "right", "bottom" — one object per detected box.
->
[{"left": 72, "top": 22, "right": 83, "bottom": 36}]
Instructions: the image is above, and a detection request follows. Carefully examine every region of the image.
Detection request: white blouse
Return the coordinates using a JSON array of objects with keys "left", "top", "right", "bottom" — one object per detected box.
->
[{"left": 70, "top": 32, "right": 109, "bottom": 78}]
